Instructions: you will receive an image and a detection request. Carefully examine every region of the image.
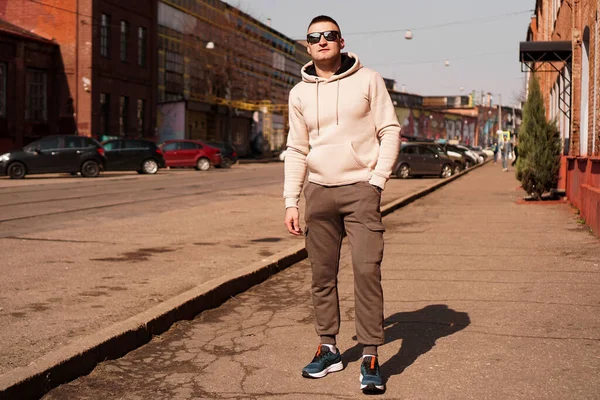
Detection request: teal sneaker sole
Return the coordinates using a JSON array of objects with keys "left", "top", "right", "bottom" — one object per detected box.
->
[
  {"left": 302, "top": 360, "right": 344, "bottom": 378},
  {"left": 360, "top": 374, "right": 385, "bottom": 393}
]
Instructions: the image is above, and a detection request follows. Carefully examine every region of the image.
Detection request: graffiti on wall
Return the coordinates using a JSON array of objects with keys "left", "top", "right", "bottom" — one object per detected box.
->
[
  {"left": 157, "top": 101, "right": 186, "bottom": 143},
  {"left": 396, "top": 108, "right": 477, "bottom": 144}
]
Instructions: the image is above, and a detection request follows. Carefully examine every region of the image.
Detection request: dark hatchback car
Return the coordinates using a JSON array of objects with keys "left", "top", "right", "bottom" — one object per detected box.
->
[
  {"left": 102, "top": 138, "right": 166, "bottom": 174},
  {"left": 393, "top": 143, "right": 454, "bottom": 179},
  {"left": 206, "top": 141, "right": 238, "bottom": 168},
  {"left": 0, "top": 135, "right": 106, "bottom": 179}
]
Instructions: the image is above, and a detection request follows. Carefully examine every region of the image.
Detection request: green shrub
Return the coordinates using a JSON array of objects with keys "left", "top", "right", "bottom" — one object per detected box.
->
[{"left": 516, "top": 74, "right": 562, "bottom": 200}]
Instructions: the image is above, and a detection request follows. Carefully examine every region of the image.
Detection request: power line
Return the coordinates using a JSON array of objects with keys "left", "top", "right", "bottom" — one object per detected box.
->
[
  {"left": 28, "top": 0, "right": 92, "bottom": 18},
  {"left": 371, "top": 50, "right": 515, "bottom": 67},
  {"left": 293, "top": 9, "right": 534, "bottom": 39}
]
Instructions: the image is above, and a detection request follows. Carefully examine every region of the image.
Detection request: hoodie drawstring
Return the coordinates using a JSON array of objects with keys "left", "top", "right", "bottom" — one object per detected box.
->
[
  {"left": 316, "top": 79, "right": 320, "bottom": 135},
  {"left": 336, "top": 80, "right": 340, "bottom": 126},
  {"left": 315, "top": 77, "right": 341, "bottom": 134}
]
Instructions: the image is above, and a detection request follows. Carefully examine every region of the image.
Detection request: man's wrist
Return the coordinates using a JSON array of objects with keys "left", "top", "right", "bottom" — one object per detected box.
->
[
  {"left": 368, "top": 174, "right": 387, "bottom": 191},
  {"left": 371, "top": 184, "right": 383, "bottom": 193},
  {"left": 285, "top": 197, "right": 300, "bottom": 209}
]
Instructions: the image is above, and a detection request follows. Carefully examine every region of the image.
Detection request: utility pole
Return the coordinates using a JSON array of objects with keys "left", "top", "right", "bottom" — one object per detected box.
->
[{"left": 498, "top": 94, "right": 502, "bottom": 131}]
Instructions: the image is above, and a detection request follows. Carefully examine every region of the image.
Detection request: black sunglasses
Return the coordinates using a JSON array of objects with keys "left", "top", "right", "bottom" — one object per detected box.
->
[{"left": 306, "top": 31, "right": 340, "bottom": 44}]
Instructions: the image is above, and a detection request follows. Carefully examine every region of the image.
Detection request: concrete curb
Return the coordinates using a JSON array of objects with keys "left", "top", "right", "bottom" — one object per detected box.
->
[{"left": 0, "top": 160, "right": 489, "bottom": 400}]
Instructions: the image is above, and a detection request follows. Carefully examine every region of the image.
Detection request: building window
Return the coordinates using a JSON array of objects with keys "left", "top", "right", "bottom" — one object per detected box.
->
[
  {"left": 100, "top": 93, "right": 110, "bottom": 135},
  {"left": 120, "top": 20, "right": 129, "bottom": 62},
  {"left": 119, "top": 96, "right": 129, "bottom": 135},
  {"left": 26, "top": 69, "right": 47, "bottom": 122},
  {"left": 165, "top": 50, "right": 184, "bottom": 97},
  {"left": 138, "top": 27, "right": 147, "bottom": 67},
  {"left": 101, "top": 14, "right": 111, "bottom": 58},
  {"left": 0, "top": 63, "right": 6, "bottom": 118},
  {"left": 137, "top": 99, "right": 146, "bottom": 134}
]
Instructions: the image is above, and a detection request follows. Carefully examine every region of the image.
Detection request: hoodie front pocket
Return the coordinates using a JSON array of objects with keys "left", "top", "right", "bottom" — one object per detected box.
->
[{"left": 306, "top": 143, "right": 367, "bottom": 184}]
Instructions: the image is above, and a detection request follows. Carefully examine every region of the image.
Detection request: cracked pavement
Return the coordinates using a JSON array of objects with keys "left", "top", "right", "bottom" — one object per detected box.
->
[
  {"left": 43, "top": 164, "right": 600, "bottom": 399},
  {"left": 0, "top": 164, "right": 438, "bottom": 377}
]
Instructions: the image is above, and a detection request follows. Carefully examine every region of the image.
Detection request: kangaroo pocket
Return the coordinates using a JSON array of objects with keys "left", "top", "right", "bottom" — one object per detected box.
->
[{"left": 306, "top": 143, "right": 368, "bottom": 185}]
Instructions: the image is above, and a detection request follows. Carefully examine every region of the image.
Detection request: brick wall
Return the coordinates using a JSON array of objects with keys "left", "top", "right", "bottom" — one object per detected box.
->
[
  {"left": 0, "top": 0, "right": 93, "bottom": 137},
  {"left": 532, "top": 0, "right": 599, "bottom": 157},
  {"left": 92, "top": 0, "right": 157, "bottom": 140},
  {"left": 0, "top": 0, "right": 157, "bottom": 141}
]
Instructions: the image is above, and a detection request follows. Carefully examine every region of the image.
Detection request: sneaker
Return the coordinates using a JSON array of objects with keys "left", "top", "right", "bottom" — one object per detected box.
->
[
  {"left": 360, "top": 356, "right": 385, "bottom": 393},
  {"left": 301, "top": 345, "right": 343, "bottom": 379}
]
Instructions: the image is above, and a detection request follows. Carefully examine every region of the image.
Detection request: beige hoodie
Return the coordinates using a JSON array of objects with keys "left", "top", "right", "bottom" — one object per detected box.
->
[{"left": 283, "top": 52, "right": 401, "bottom": 208}]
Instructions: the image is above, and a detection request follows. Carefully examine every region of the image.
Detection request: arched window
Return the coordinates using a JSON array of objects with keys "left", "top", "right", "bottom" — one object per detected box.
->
[{"left": 580, "top": 27, "right": 590, "bottom": 156}]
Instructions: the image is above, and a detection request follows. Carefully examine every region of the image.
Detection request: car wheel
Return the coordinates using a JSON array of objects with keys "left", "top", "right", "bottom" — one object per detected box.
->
[
  {"left": 464, "top": 160, "right": 472, "bottom": 169},
  {"left": 8, "top": 162, "right": 26, "bottom": 179},
  {"left": 440, "top": 164, "right": 452, "bottom": 178},
  {"left": 141, "top": 159, "right": 159, "bottom": 174},
  {"left": 80, "top": 160, "right": 100, "bottom": 177},
  {"left": 453, "top": 164, "right": 462, "bottom": 175},
  {"left": 221, "top": 157, "right": 232, "bottom": 169},
  {"left": 196, "top": 157, "right": 211, "bottom": 171},
  {"left": 397, "top": 164, "right": 410, "bottom": 179}
]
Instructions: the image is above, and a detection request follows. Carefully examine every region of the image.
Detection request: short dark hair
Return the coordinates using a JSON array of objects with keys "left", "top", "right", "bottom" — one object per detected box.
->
[{"left": 308, "top": 15, "right": 341, "bottom": 35}]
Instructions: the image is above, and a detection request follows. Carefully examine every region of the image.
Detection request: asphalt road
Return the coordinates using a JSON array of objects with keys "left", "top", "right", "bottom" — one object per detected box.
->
[{"left": 0, "top": 164, "right": 441, "bottom": 376}]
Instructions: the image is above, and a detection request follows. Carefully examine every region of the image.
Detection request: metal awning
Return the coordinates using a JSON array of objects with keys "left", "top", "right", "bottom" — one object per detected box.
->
[
  {"left": 519, "top": 41, "right": 573, "bottom": 120},
  {"left": 519, "top": 41, "right": 572, "bottom": 69}
]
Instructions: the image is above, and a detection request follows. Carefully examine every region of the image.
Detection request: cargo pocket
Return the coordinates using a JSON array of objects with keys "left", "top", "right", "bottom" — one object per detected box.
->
[
  {"left": 364, "top": 221, "right": 386, "bottom": 233},
  {"left": 355, "top": 221, "right": 385, "bottom": 264}
]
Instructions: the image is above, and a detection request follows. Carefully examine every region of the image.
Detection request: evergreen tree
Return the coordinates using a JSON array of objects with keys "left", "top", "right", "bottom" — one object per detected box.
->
[{"left": 516, "top": 74, "right": 561, "bottom": 200}]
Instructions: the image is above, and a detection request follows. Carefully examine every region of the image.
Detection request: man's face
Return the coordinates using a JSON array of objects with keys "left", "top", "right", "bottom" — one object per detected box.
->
[{"left": 306, "top": 21, "right": 344, "bottom": 63}]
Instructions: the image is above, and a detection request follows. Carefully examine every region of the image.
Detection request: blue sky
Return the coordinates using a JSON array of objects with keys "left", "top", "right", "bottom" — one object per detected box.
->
[{"left": 223, "top": 0, "right": 534, "bottom": 107}]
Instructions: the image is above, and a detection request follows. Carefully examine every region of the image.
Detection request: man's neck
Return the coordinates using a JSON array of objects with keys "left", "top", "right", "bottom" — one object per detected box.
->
[{"left": 314, "top": 56, "right": 342, "bottom": 79}]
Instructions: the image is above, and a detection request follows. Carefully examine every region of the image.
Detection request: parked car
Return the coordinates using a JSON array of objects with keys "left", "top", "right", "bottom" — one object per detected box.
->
[
  {"left": 482, "top": 147, "right": 495, "bottom": 158},
  {"left": 206, "top": 141, "right": 238, "bottom": 168},
  {"left": 393, "top": 143, "right": 454, "bottom": 179},
  {"left": 160, "top": 140, "right": 221, "bottom": 171},
  {"left": 410, "top": 141, "right": 465, "bottom": 175},
  {"left": 466, "top": 145, "right": 487, "bottom": 163},
  {"left": 102, "top": 138, "right": 165, "bottom": 174},
  {"left": 446, "top": 144, "right": 478, "bottom": 168},
  {"left": 455, "top": 144, "right": 483, "bottom": 164},
  {"left": 0, "top": 135, "right": 106, "bottom": 179}
]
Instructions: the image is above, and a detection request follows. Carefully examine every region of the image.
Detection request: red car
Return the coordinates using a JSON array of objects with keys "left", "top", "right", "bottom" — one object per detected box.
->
[{"left": 160, "top": 140, "right": 222, "bottom": 171}]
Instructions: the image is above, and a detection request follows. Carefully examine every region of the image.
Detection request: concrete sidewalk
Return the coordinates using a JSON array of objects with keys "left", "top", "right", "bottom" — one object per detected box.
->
[{"left": 44, "top": 164, "right": 600, "bottom": 399}]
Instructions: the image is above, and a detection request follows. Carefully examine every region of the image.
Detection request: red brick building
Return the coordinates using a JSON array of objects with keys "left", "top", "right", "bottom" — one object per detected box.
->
[
  {"left": 520, "top": 0, "right": 600, "bottom": 235},
  {"left": 0, "top": 19, "right": 69, "bottom": 153},
  {"left": 0, "top": 0, "right": 157, "bottom": 148}
]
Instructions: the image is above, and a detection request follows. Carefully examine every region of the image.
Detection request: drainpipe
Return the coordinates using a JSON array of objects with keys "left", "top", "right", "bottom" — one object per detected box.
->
[{"left": 75, "top": 0, "right": 79, "bottom": 135}]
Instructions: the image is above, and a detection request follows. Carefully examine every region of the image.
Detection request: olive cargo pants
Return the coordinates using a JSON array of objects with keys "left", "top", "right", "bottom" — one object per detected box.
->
[{"left": 304, "top": 181, "right": 385, "bottom": 354}]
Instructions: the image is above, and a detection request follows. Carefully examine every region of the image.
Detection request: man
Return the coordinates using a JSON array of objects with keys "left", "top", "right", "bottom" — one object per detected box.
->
[
  {"left": 283, "top": 15, "right": 401, "bottom": 394},
  {"left": 501, "top": 131, "right": 511, "bottom": 171},
  {"left": 511, "top": 135, "right": 519, "bottom": 167}
]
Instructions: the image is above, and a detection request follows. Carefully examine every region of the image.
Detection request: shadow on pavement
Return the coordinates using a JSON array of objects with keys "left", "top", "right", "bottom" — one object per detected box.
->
[{"left": 343, "top": 304, "right": 470, "bottom": 382}]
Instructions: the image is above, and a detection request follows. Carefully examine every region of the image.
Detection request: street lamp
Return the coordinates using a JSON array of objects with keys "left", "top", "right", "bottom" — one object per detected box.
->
[{"left": 205, "top": 41, "right": 215, "bottom": 49}]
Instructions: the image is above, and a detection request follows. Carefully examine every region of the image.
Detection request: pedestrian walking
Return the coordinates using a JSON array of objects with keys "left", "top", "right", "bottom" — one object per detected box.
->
[
  {"left": 501, "top": 131, "right": 511, "bottom": 171},
  {"left": 283, "top": 15, "right": 401, "bottom": 394},
  {"left": 492, "top": 141, "right": 498, "bottom": 164},
  {"left": 511, "top": 135, "right": 519, "bottom": 167}
]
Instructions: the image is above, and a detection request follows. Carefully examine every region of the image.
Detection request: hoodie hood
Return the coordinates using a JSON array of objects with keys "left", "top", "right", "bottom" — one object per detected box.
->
[
  {"left": 301, "top": 52, "right": 362, "bottom": 83},
  {"left": 299, "top": 52, "right": 363, "bottom": 133}
]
